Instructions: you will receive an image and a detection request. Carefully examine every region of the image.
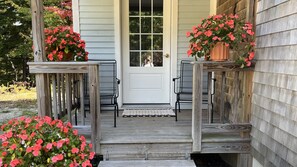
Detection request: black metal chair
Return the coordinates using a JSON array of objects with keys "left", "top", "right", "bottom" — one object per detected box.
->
[
  {"left": 173, "top": 60, "right": 213, "bottom": 121},
  {"left": 84, "top": 59, "right": 120, "bottom": 127},
  {"left": 173, "top": 60, "right": 193, "bottom": 121}
]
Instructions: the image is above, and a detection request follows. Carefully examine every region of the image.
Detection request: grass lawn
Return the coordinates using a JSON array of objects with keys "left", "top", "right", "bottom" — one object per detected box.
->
[{"left": 0, "top": 85, "right": 38, "bottom": 123}]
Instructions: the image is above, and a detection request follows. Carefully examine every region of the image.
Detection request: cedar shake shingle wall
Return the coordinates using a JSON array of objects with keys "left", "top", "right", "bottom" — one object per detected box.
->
[{"left": 251, "top": 0, "right": 297, "bottom": 166}]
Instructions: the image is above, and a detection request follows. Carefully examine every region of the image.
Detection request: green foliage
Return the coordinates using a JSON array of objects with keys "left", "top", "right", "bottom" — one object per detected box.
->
[{"left": 0, "top": 0, "right": 72, "bottom": 85}]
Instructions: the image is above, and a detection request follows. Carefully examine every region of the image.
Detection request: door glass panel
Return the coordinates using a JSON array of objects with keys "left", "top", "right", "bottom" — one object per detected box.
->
[
  {"left": 129, "top": 0, "right": 163, "bottom": 67},
  {"left": 129, "top": 0, "right": 139, "bottom": 15},
  {"left": 153, "top": 17, "right": 163, "bottom": 33},
  {"left": 141, "top": 17, "right": 151, "bottom": 33},
  {"left": 141, "top": 52, "right": 153, "bottom": 67},
  {"left": 153, "top": 35, "right": 162, "bottom": 50},
  {"left": 153, "top": 0, "right": 163, "bottom": 16},
  {"left": 129, "top": 17, "right": 139, "bottom": 33},
  {"left": 141, "top": 35, "right": 152, "bottom": 50},
  {"left": 153, "top": 52, "right": 163, "bottom": 67},
  {"left": 141, "top": 0, "right": 151, "bottom": 15},
  {"left": 130, "top": 35, "right": 140, "bottom": 50},
  {"left": 130, "top": 52, "right": 140, "bottom": 66}
]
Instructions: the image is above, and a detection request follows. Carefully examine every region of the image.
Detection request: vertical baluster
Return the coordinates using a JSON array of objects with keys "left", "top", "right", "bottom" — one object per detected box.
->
[
  {"left": 65, "top": 74, "right": 72, "bottom": 123},
  {"left": 207, "top": 72, "right": 212, "bottom": 124},
  {"left": 47, "top": 74, "right": 52, "bottom": 118},
  {"left": 51, "top": 74, "right": 58, "bottom": 119},
  {"left": 79, "top": 74, "right": 85, "bottom": 125},
  {"left": 57, "top": 74, "right": 62, "bottom": 118},
  {"left": 62, "top": 74, "right": 66, "bottom": 115},
  {"left": 220, "top": 72, "right": 226, "bottom": 123}
]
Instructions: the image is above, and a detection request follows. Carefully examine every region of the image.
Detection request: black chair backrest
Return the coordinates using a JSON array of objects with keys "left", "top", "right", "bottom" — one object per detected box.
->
[
  {"left": 88, "top": 59, "right": 117, "bottom": 97},
  {"left": 179, "top": 60, "right": 193, "bottom": 93}
]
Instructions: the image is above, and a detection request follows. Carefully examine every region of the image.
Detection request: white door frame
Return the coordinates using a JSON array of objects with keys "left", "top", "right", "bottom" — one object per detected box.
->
[{"left": 114, "top": 0, "right": 178, "bottom": 107}]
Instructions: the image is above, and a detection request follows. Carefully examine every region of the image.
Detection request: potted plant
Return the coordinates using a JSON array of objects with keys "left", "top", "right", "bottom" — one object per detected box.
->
[
  {"left": 186, "top": 14, "right": 255, "bottom": 68},
  {"left": 45, "top": 26, "right": 88, "bottom": 61},
  {"left": 0, "top": 116, "right": 94, "bottom": 167}
]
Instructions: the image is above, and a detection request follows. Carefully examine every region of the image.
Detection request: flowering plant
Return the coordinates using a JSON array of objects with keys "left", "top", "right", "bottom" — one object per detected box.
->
[
  {"left": 187, "top": 14, "right": 255, "bottom": 67},
  {"left": 0, "top": 116, "right": 94, "bottom": 167},
  {"left": 45, "top": 26, "right": 88, "bottom": 61}
]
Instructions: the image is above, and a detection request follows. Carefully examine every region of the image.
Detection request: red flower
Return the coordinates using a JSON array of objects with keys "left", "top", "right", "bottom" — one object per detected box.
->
[
  {"left": 247, "top": 29, "right": 254, "bottom": 35},
  {"left": 227, "top": 33, "right": 235, "bottom": 41},
  {"left": 248, "top": 52, "right": 255, "bottom": 60},
  {"left": 186, "top": 31, "right": 191, "bottom": 37},
  {"left": 10, "top": 144, "right": 17, "bottom": 150},
  {"left": 82, "top": 160, "right": 92, "bottom": 167},
  {"left": 71, "top": 147, "right": 79, "bottom": 154},
  {"left": 204, "top": 30, "right": 212, "bottom": 37},
  {"left": 52, "top": 154, "right": 64, "bottom": 163},
  {"left": 9, "top": 159, "right": 21, "bottom": 167},
  {"left": 46, "top": 143, "right": 53, "bottom": 150}
]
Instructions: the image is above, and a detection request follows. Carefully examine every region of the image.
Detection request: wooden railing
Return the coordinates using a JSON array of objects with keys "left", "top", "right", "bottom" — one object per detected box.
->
[
  {"left": 192, "top": 61, "right": 253, "bottom": 153},
  {"left": 28, "top": 62, "right": 101, "bottom": 153}
]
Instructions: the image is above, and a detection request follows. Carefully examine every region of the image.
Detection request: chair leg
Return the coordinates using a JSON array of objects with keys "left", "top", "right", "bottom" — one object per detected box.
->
[
  {"left": 178, "top": 101, "right": 181, "bottom": 113},
  {"left": 116, "top": 103, "right": 119, "bottom": 117},
  {"left": 114, "top": 105, "right": 117, "bottom": 127},
  {"left": 175, "top": 101, "right": 178, "bottom": 121}
]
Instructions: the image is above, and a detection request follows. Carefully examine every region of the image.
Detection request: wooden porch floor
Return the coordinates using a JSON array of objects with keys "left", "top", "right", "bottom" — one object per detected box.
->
[{"left": 75, "top": 109, "right": 251, "bottom": 160}]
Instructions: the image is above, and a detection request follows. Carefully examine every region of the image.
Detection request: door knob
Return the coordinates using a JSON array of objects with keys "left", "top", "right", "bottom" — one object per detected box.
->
[{"left": 164, "top": 53, "right": 170, "bottom": 58}]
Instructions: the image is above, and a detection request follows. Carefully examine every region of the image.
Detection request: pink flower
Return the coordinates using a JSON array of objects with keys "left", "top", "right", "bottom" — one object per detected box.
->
[
  {"left": 46, "top": 143, "right": 53, "bottom": 150},
  {"left": 227, "top": 33, "right": 235, "bottom": 41},
  {"left": 82, "top": 160, "right": 92, "bottom": 167},
  {"left": 10, "top": 144, "right": 17, "bottom": 150},
  {"left": 204, "top": 30, "right": 212, "bottom": 37},
  {"left": 247, "top": 29, "right": 254, "bottom": 35},
  {"left": 36, "top": 139, "right": 43, "bottom": 145},
  {"left": 186, "top": 31, "right": 191, "bottom": 37},
  {"left": 89, "top": 152, "right": 95, "bottom": 159},
  {"left": 52, "top": 154, "right": 64, "bottom": 163},
  {"left": 187, "top": 49, "right": 193, "bottom": 56},
  {"left": 249, "top": 52, "right": 255, "bottom": 60},
  {"left": 9, "top": 159, "right": 21, "bottom": 167},
  {"left": 72, "top": 148, "right": 79, "bottom": 154}
]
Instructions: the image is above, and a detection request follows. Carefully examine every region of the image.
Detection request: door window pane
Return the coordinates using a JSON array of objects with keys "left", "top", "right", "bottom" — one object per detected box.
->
[
  {"left": 141, "top": 52, "right": 153, "bottom": 67},
  {"left": 130, "top": 35, "right": 140, "bottom": 50},
  {"left": 129, "top": 17, "right": 139, "bottom": 33},
  {"left": 153, "top": 0, "right": 163, "bottom": 16},
  {"left": 141, "top": 0, "right": 151, "bottom": 16},
  {"left": 141, "top": 35, "right": 152, "bottom": 50},
  {"left": 153, "top": 17, "right": 163, "bottom": 33},
  {"left": 129, "top": 0, "right": 139, "bottom": 15},
  {"left": 153, "top": 35, "right": 162, "bottom": 50},
  {"left": 153, "top": 52, "right": 163, "bottom": 67},
  {"left": 141, "top": 17, "right": 151, "bottom": 33},
  {"left": 130, "top": 52, "right": 140, "bottom": 66}
]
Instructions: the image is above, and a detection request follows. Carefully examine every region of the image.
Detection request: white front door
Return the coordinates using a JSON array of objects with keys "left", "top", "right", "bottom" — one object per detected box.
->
[{"left": 122, "top": 0, "right": 171, "bottom": 103}]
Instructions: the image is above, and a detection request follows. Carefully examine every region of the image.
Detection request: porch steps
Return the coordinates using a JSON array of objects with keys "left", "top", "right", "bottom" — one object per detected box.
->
[
  {"left": 100, "top": 139, "right": 193, "bottom": 160},
  {"left": 98, "top": 160, "right": 196, "bottom": 167}
]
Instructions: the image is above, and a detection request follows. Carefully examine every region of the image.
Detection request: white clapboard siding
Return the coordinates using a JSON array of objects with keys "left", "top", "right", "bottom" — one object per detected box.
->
[
  {"left": 79, "top": 0, "right": 115, "bottom": 60},
  {"left": 176, "top": 0, "right": 210, "bottom": 108}
]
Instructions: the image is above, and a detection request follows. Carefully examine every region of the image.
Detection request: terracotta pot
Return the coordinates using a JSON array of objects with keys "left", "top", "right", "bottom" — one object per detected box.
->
[{"left": 210, "top": 42, "right": 230, "bottom": 61}]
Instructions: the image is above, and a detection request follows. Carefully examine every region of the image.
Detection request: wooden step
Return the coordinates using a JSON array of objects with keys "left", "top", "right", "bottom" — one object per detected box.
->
[
  {"left": 98, "top": 160, "right": 196, "bottom": 167},
  {"left": 100, "top": 142, "right": 193, "bottom": 160}
]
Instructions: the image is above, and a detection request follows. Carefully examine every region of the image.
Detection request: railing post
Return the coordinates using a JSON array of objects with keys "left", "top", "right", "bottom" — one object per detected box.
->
[
  {"left": 88, "top": 64, "right": 101, "bottom": 154},
  {"left": 36, "top": 74, "right": 51, "bottom": 116},
  {"left": 192, "top": 63, "right": 203, "bottom": 152}
]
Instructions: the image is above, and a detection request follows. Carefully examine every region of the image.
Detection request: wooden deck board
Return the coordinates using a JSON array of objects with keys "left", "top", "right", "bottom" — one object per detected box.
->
[{"left": 98, "top": 160, "right": 196, "bottom": 167}]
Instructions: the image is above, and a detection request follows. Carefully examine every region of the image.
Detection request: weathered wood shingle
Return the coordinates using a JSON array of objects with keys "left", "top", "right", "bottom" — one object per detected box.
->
[{"left": 251, "top": 0, "right": 297, "bottom": 166}]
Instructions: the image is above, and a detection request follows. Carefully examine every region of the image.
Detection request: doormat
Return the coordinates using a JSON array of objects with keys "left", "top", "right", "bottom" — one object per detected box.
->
[{"left": 122, "top": 109, "right": 176, "bottom": 117}]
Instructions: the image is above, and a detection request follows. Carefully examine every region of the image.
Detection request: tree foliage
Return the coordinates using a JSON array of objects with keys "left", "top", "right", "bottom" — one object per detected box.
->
[{"left": 0, "top": 0, "right": 72, "bottom": 84}]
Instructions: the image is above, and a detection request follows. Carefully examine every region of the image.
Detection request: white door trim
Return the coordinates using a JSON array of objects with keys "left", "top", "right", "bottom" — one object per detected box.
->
[
  {"left": 114, "top": 0, "right": 123, "bottom": 107},
  {"left": 170, "top": 0, "right": 178, "bottom": 107}
]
